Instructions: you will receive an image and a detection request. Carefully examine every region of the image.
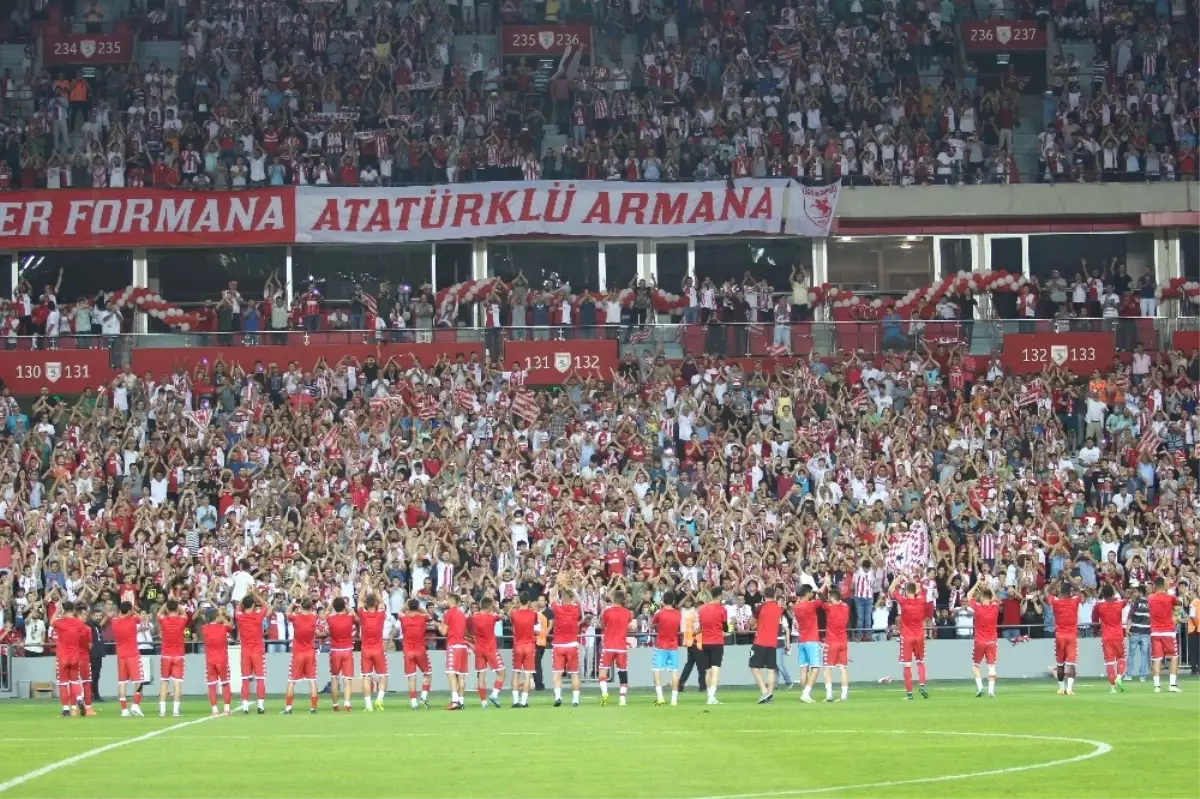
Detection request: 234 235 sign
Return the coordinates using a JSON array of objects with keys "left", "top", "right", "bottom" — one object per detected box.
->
[
  {"left": 42, "top": 29, "right": 133, "bottom": 65},
  {"left": 1002, "top": 332, "right": 1114, "bottom": 376}
]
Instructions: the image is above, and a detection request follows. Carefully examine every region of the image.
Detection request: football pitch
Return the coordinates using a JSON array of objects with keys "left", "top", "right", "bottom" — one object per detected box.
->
[{"left": 0, "top": 681, "right": 1195, "bottom": 798}]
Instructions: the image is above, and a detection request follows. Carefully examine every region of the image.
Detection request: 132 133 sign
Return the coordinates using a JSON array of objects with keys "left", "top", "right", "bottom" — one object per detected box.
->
[
  {"left": 1001, "top": 332, "right": 1114, "bottom": 376},
  {"left": 505, "top": 339, "right": 617, "bottom": 384},
  {"left": 502, "top": 25, "right": 592, "bottom": 56}
]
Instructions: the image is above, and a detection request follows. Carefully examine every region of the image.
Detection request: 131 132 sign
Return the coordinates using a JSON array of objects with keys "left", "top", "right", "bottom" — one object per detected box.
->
[
  {"left": 522, "top": 354, "right": 600, "bottom": 372},
  {"left": 505, "top": 340, "right": 618, "bottom": 384}
]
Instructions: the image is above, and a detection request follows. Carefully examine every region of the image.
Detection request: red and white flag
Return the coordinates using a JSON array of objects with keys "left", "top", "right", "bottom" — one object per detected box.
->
[
  {"left": 1138, "top": 428, "right": 1160, "bottom": 457},
  {"left": 885, "top": 523, "right": 929, "bottom": 575},
  {"left": 512, "top": 390, "right": 540, "bottom": 424},
  {"left": 185, "top": 408, "right": 212, "bottom": 430},
  {"left": 416, "top": 392, "right": 437, "bottom": 421},
  {"left": 1016, "top": 383, "right": 1042, "bottom": 408},
  {"left": 630, "top": 327, "right": 652, "bottom": 344},
  {"left": 765, "top": 343, "right": 789, "bottom": 357},
  {"left": 318, "top": 423, "right": 340, "bottom": 450},
  {"left": 455, "top": 387, "right": 475, "bottom": 413}
]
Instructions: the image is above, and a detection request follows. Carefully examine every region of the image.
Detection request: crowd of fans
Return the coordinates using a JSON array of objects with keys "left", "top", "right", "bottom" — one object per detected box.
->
[
  {"left": 1044, "top": 0, "right": 1198, "bottom": 182},
  {"left": 0, "top": 299, "right": 1198, "bottom": 680},
  {"left": 2, "top": 0, "right": 1189, "bottom": 188}
]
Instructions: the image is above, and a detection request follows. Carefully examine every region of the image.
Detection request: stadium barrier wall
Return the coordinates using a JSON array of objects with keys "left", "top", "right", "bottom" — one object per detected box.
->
[{"left": 6, "top": 639, "right": 1110, "bottom": 698}]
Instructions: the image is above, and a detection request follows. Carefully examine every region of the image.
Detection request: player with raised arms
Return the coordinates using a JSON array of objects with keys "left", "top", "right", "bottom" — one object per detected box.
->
[
  {"left": 965, "top": 581, "right": 1000, "bottom": 697},
  {"left": 438, "top": 593, "right": 470, "bottom": 710},
  {"left": 327, "top": 596, "right": 357, "bottom": 712},
  {"left": 750, "top": 587, "right": 783, "bottom": 704},
  {"left": 109, "top": 601, "right": 145, "bottom": 717},
  {"left": 400, "top": 598, "right": 434, "bottom": 709},
  {"left": 651, "top": 591, "right": 682, "bottom": 706},
  {"left": 469, "top": 596, "right": 505, "bottom": 709},
  {"left": 548, "top": 578, "right": 582, "bottom": 707},
  {"left": 598, "top": 590, "right": 634, "bottom": 706},
  {"left": 507, "top": 593, "right": 538, "bottom": 707},
  {"left": 1148, "top": 577, "right": 1183, "bottom": 693},
  {"left": 696, "top": 591, "right": 728, "bottom": 705},
  {"left": 282, "top": 598, "right": 319, "bottom": 714},
  {"left": 357, "top": 583, "right": 391, "bottom": 711},
  {"left": 51, "top": 601, "right": 85, "bottom": 717},
  {"left": 1047, "top": 578, "right": 1082, "bottom": 696},
  {"left": 891, "top": 575, "right": 930, "bottom": 700},
  {"left": 820, "top": 580, "right": 851, "bottom": 702},
  {"left": 235, "top": 589, "right": 270, "bottom": 714},
  {"left": 157, "top": 599, "right": 190, "bottom": 717},
  {"left": 202, "top": 606, "right": 234, "bottom": 715},
  {"left": 792, "top": 584, "right": 825, "bottom": 704},
  {"left": 1092, "top": 583, "right": 1127, "bottom": 693}
]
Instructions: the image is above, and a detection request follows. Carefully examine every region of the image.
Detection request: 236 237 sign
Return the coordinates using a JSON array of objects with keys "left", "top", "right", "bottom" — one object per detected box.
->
[
  {"left": 1002, "top": 332, "right": 1114, "bottom": 375},
  {"left": 502, "top": 25, "right": 592, "bottom": 56},
  {"left": 504, "top": 339, "right": 616, "bottom": 384},
  {"left": 961, "top": 21, "right": 1046, "bottom": 51}
]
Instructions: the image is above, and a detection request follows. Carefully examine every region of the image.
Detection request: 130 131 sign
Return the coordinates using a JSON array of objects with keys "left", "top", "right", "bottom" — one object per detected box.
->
[
  {"left": 504, "top": 339, "right": 617, "bottom": 384},
  {"left": 501, "top": 25, "right": 592, "bottom": 56},
  {"left": 0, "top": 350, "right": 117, "bottom": 394},
  {"left": 961, "top": 21, "right": 1046, "bottom": 51},
  {"left": 1002, "top": 332, "right": 1114, "bottom": 375}
]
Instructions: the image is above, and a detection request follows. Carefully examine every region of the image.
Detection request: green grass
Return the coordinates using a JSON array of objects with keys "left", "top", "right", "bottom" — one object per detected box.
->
[{"left": 0, "top": 680, "right": 1196, "bottom": 798}]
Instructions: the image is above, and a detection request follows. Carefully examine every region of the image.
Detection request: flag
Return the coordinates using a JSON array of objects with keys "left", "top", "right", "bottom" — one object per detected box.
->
[
  {"left": 318, "top": 423, "right": 340, "bottom": 451},
  {"left": 512, "top": 390, "right": 540, "bottom": 424},
  {"left": 1138, "top": 428, "right": 1160, "bottom": 457},
  {"left": 850, "top": 389, "right": 869, "bottom": 411},
  {"left": 765, "top": 343, "right": 789, "bottom": 357},
  {"left": 455, "top": 387, "right": 474, "bottom": 413},
  {"left": 747, "top": 323, "right": 765, "bottom": 336},
  {"left": 369, "top": 395, "right": 405, "bottom": 413},
  {"left": 185, "top": 408, "right": 212, "bottom": 430},
  {"left": 1016, "top": 383, "right": 1042, "bottom": 408},
  {"left": 630, "top": 327, "right": 652, "bottom": 344},
  {"left": 416, "top": 392, "right": 436, "bottom": 421},
  {"left": 778, "top": 44, "right": 803, "bottom": 62},
  {"left": 885, "top": 523, "right": 929, "bottom": 574}
]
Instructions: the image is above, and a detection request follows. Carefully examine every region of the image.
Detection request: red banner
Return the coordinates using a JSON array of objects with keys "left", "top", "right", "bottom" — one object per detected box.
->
[
  {"left": 42, "top": 29, "right": 133, "bottom": 65},
  {"left": 501, "top": 25, "right": 592, "bottom": 56},
  {"left": 961, "top": 21, "right": 1047, "bottom": 51},
  {"left": 0, "top": 350, "right": 116, "bottom": 394},
  {"left": 0, "top": 189, "right": 294, "bottom": 250},
  {"left": 503, "top": 339, "right": 618, "bottom": 384},
  {"left": 1001, "top": 332, "right": 1114, "bottom": 375},
  {"left": 1172, "top": 331, "right": 1199, "bottom": 353},
  {"left": 131, "top": 342, "right": 483, "bottom": 379}
]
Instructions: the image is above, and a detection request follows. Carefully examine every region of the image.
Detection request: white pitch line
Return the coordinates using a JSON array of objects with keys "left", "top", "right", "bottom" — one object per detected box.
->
[
  {"left": 0, "top": 716, "right": 217, "bottom": 794},
  {"left": 688, "top": 731, "right": 1113, "bottom": 799}
]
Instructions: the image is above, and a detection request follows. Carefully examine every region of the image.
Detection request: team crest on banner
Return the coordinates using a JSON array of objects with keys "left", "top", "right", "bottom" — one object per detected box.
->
[
  {"left": 79, "top": 39, "right": 96, "bottom": 58},
  {"left": 538, "top": 31, "right": 555, "bottom": 49},
  {"left": 801, "top": 184, "right": 838, "bottom": 233},
  {"left": 45, "top": 362, "right": 62, "bottom": 383},
  {"left": 995, "top": 25, "right": 1012, "bottom": 43},
  {"left": 1051, "top": 345, "right": 1068, "bottom": 366},
  {"left": 554, "top": 353, "right": 571, "bottom": 373}
]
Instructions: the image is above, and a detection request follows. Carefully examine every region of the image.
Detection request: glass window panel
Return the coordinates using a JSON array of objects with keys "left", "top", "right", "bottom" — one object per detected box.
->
[
  {"left": 1180, "top": 231, "right": 1198, "bottom": 283},
  {"left": 1028, "top": 233, "right": 1155, "bottom": 285},
  {"left": 486, "top": 242, "right": 599, "bottom": 293},
  {"left": 694, "top": 238, "right": 811, "bottom": 294},
  {"left": 147, "top": 247, "right": 284, "bottom": 307},
  {"left": 604, "top": 244, "right": 638, "bottom": 293},
  {"left": 435, "top": 243, "right": 475, "bottom": 326},
  {"left": 19, "top": 250, "right": 132, "bottom": 306},
  {"left": 654, "top": 243, "right": 688, "bottom": 295},
  {"left": 292, "top": 245, "right": 432, "bottom": 301},
  {"left": 989, "top": 237, "right": 1023, "bottom": 274},
  {"left": 826, "top": 236, "right": 933, "bottom": 293},
  {"left": 938, "top": 238, "right": 973, "bottom": 277},
  {"left": 0, "top": 253, "right": 11, "bottom": 302}
]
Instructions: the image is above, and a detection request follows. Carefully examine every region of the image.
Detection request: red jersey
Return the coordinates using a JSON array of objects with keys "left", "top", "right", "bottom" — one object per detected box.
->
[
  {"left": 400, "top": 613, "right": 429, "bottom": 653},
  {"left": 442, "top": 606, "right": 468, "bottom": 646},
  {"left": 327, "top": 613, "right": 355, "bottom": 651},
  {"left": 159, "top": 614, "right": 189, "bottom": 656},
  {"left": 356, "top": 610, "right": 386, "bottom": 650},
  {"left": 753, "top": 601, "right": 784, "bottom": 648},
  {"left": 823, "top": 601, "right": 850, "bottom": 645},
  {"left": 1147, "top": 593, "right": 1179, "bottom": 634},
  {"left": 509, "top": 608, "right": 537, "bottom": 647},
  {"left": 52, "top": 616, "right": 81, "bottom": 660},
  {"left": 235, "top": 608, "right": 267, "bottom": 652},
  {"left": 1048, "top": 596, "right": 1082, "bottom": 638},
  {"left": 550, "top": 603, "right": 581, "bottom": 645},
  {"left": 968, "top": 600, "right": 999, "bottom": 644},
  {"left": 792, "top": 599, "right": 824, "bottom": 643},
  {"left": 652, "top": 607, "right": 682, "bottom": 650},
  {"left": 111, "top": 615, "right": 140, "bottom": 658},
  {"left": 1092, "top": 599, "right": 1126, "bottom": 641},
  {"left": 893, "top": 594, "right": 928, "bottom": 640},
  {"left": 469, "top": 612, "right": 501, "bottom": 652},
  {"left": 697, "top": 603, "right": 727, "bottom": 646},
  {"left": 75, "top": 619, "right": 92, "bottom": 657},
  {"left": 202, "top": 623, "right": 231, "bottom": 658},
  {"left": 600, "top": 605, "right": 633, "bottom": 650},
  {"left": 289, "top": 613, "right": 317, "bottom": 653}
]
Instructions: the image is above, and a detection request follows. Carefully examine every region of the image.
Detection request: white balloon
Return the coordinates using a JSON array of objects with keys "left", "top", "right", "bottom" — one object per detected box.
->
[
  {"left": 179, "top": 323, "right": 190, "bottom": 332},
  {"left": 828, "top": 288, "right": 839, "bottom": 298}
]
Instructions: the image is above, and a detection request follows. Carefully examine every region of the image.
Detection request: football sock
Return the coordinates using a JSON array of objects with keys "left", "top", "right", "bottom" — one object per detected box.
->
[
  {"left": 1169, "top": 674, "right": 1178, "bottom": 687},
  {"left": 670, "top": 690, "right": 677, "bottom": 704},
  {"left": 208, "top": 685, "right": 218, "bottom": 706},
  {"left": 554, "top": 688, "right": 562, "bottom": 701},
  {"left": 903, "top": 665, "right": 913, "bottom": 693},
  {"left": 160, "top": 701, "right": 167, "bottom": 715},
  {"left": 975, "top": 676, "right": 983, "bottom": 691},
  {"left": 824, "top": 681, "right": 832, "bottom": 699},
  {"left": 572, "top": 690, "right": 580, "bottom": 704},
  {"left": 655, "top": 686, "right": 664, "bottom": 701},
  {"left": 916, "top": 662, "right": 926, "bottom": 685},
  {"left": 1066, "top": 677, "right": 1074, "bottom": 692},
  {"left": 173, "top": 701, "right": 180, "bottom": 714},
  {"left": 599, "top": 680, "right": 608, "bottom": 696},
  {"left": 1105, "top": 665, "right": 1116, "bottom": 685}
]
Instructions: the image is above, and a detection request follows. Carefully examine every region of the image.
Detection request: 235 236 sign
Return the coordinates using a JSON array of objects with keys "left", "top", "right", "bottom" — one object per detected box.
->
[
  {"left": 1002, "top": 332, "right": 1114, "bottom": 375},
  {"left": 502, "top": 25, "right": 592, "bottom": 56}
]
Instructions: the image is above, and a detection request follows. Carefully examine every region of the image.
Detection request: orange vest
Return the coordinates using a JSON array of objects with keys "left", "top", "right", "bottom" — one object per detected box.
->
[
  {"left": 681, "top": 609, "right": 697, "bottom": 647},
  {"left": 69, "top": 79, "right": 88, "bottom": 102},
  {"left": 1189, "top": 599, "right": 1200, "bottom": 635},
  {"left": 535, "top": 611, "right": 548, "bottom": 646}
]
